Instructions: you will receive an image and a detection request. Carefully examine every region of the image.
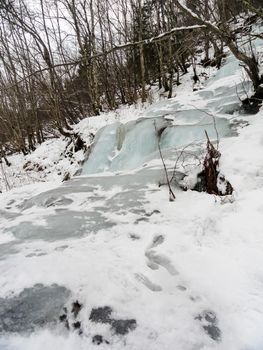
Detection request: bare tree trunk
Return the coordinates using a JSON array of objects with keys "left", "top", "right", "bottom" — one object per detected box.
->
[
  {"left": 138, "top": 0, "right": 146, "bottom": 103},
  {"left": 176, "top": 0, "right": 261, "bottom": 89}
]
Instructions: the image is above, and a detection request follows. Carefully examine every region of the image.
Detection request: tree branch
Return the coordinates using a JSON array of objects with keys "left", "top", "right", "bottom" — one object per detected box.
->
[{"left": 0, "top": 24, "right": 206, "bottom": 92}]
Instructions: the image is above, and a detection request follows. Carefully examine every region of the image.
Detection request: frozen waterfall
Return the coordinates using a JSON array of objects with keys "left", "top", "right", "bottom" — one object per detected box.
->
[{"left": 81, "top": 111, "right": 232, "bottom": 175}]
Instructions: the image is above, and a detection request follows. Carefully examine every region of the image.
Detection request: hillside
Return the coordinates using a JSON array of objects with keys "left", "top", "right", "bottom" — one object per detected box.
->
[{"left": 0, "top": 20, "right": 263, "bottom": 349}]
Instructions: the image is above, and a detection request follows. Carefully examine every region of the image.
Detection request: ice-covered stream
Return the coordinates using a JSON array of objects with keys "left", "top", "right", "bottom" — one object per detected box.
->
[
  {"left": 1, "top": 43, "right": 263, "bottom": 350},
  {"left": 81, "top": 111, "right": 233, "bottom": 175},
  {"left": 81, "top": 48, "right": 254, "bottom": 176}
]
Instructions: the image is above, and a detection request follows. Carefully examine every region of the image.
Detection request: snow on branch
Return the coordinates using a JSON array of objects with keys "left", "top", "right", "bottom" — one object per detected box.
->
[
  {"left": 177, "top": 0, "right": 221, "bottom": 35},
  {"left": 91, "top": 24, "right": 206, "bottom": 59}
]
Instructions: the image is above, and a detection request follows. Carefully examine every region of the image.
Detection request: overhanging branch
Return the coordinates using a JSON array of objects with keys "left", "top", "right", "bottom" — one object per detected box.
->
[{"left": 0, "top": 24, "right": 206, "bottom": 92}]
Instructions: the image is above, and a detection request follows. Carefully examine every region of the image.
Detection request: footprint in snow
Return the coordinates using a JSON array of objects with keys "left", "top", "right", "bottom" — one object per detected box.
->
[
  {"left": 135, "top": 273, "right": 162, "bottom": 292},
  {"left": 145, "top": 250, "right": 178, "bottom": 276},
  {"left": 150, "top": 234, "right": 165, "bottom": 248},
  {"left": 144, "top": 235, "right": 178, "bottom": 275},
  {"left": 195, "top": 310, "right": 221, "bottom": 342}
]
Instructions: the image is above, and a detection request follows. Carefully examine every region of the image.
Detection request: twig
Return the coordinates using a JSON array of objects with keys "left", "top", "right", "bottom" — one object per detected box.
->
[
  {"left": 169, "top": 142, "right": 196, "bottom": 183},
  {"left": 154, "top": 121, "right": 176, "bottom": 201},
  {"left": 189, "top": 105, "right": 220, "bottom": 149}
]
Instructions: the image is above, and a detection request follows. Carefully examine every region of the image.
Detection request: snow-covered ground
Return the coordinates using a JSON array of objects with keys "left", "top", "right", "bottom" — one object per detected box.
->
[{"left": 1, "top": 36, "right": 263, "bottom": 350}]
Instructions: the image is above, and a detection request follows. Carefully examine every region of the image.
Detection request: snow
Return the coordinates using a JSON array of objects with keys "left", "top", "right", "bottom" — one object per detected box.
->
[
  {"left": 0, "top": 28, "right": 263, "bottom": 350},
  {"left": 0, "top": 138, "right": 85, "bottom": 193}
]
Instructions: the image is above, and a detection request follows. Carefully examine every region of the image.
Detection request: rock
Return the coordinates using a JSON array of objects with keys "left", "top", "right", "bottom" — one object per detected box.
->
[
  {"left": 59, "top": 313, "right": 69, "bottom": 330},
  {"left": 59, "top": 303, "right": 83, "bottom": 332},
  {"left": 192, "top": 170, "right": 206, "bottom": 193},
  {"left": 23, "top": 160, "right": 42, "bottom": 172},
  {"left": 92, "top": 335, "right": 103, "bottom": 345},
  {"left": 71, "top": 300, "right": 82, "bottom": 318},
  {"left": 89, "top": 306, "right": 112, "bottom": 324},
  {"left": 242, "top": 97, "right": 261, "bottom": 114},
  {"left": 59, "top": 314, "right": 67, "bottom": 322},
  {"left": 242, "top": 85, "right": 263, "bottom": 115},
  {"left": 72, "top": 321, "right": 81, "bottom": 329},
  {"left": 111, "top": 319, "right": 137, "bottom": 335},
  {"left": 92, "top": 334, "right": 109, "bottom": 345},
  {"left": 62, "top": 172, "right": 71, "bottom": 182},
  {"left": 89, "top": 306, "right": 137, "bottom": 336}
]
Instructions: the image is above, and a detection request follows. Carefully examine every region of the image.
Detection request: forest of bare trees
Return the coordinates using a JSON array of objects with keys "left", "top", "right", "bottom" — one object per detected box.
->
[{"left": 0, "top": 0, "right": 262, "bottom": 157}]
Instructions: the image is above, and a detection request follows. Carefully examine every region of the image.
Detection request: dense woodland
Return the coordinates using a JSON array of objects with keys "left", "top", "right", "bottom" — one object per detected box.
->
[{"left": 0, "top": 0, "right": 262, "bottom": 157}]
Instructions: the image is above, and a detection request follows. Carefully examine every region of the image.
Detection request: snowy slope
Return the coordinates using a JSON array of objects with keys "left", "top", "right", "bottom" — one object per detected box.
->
[
  {"left": 0, "top": 59, "right": 217, "bottom": 192},
  {"left": 0, "top": 39, "right": 263, "bottom": 350}
]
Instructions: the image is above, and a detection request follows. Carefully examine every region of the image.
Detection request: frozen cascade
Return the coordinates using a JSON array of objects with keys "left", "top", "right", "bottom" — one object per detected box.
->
[
  {"left": 81, "top": 118, "right": 169, "bottom": 174},
  {"left": 80, "top": 50, "right": 253, "bottom": 176},
  {"left": 206, "top": 55, "right": 240, "bottom": 83},
  {"left": 160, "top": 114, "right": 231, "bottom": 149},
  {"left": 81, "top": 122, "right": 121, "bottom": 174},
  {"left": 81, "top": 113, "right": 232, "bottom": 175},
  {"left": 199, "top": 54, "right": 253, "bottom": 114},
  {"left": 110, "top": 118, "right": 168, "bottom": 172}
]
